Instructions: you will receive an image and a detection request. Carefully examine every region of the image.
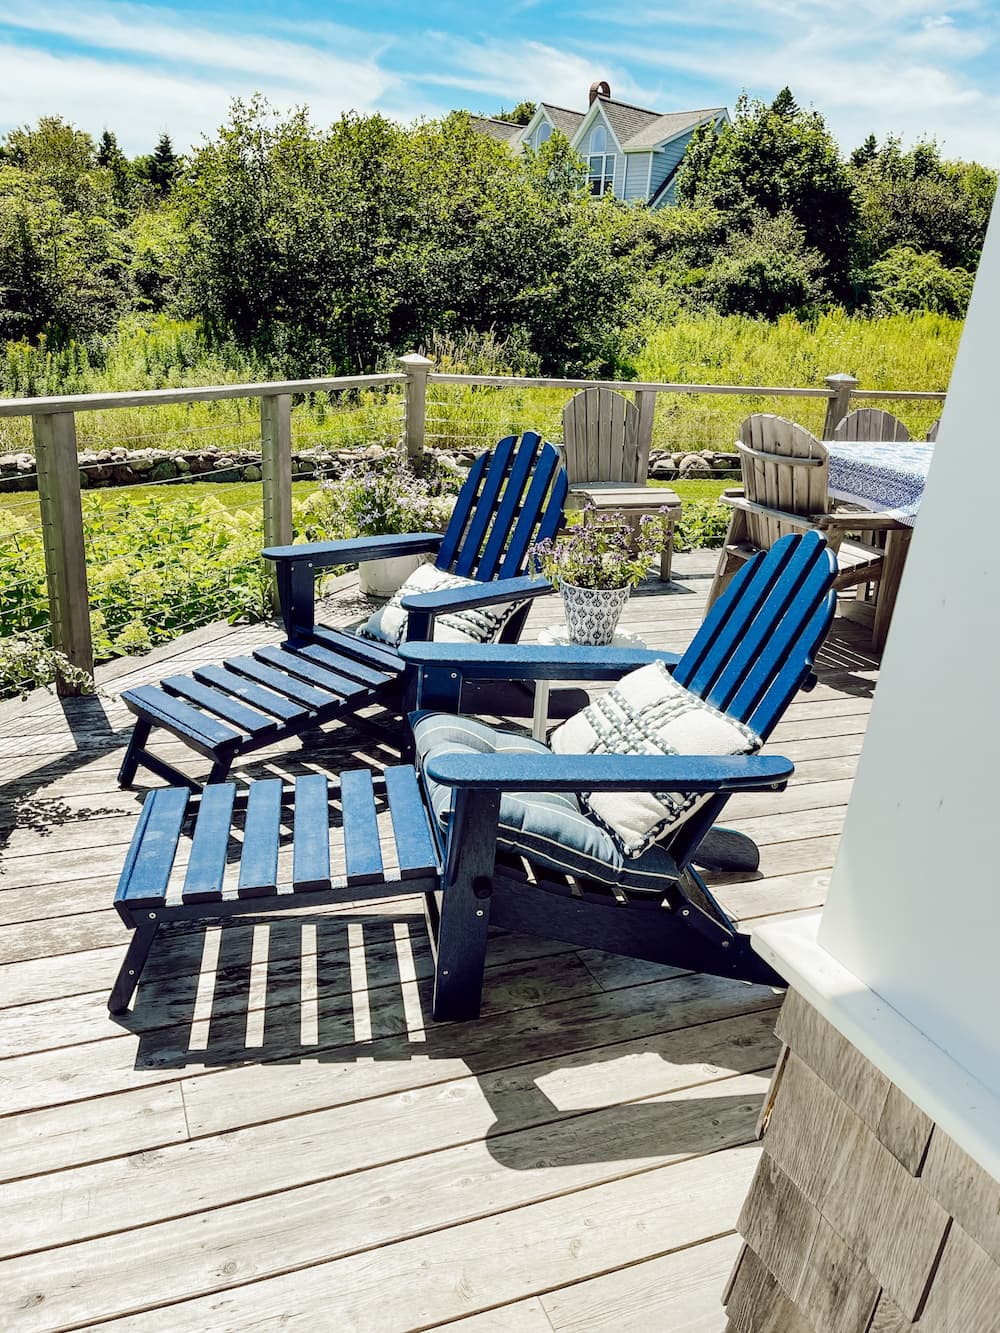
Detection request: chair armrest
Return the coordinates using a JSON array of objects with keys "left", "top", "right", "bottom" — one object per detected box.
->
[
  {"left": 262, "top": 533, "right": 443, "bottom": 569},
  {"left": 816, "top": 513, "right": 907, "bottom": 532},
  {"left": 399, "top": 575, "right": 552, "bottom": 617},
  {"left": 722, "top": 497, "right": 818, "bottom": 531},
  {"left": 399, "top": 642, "right": 675, "bottom": 680},
  {"left": 424, "top": 751, "right": 793, "bottom": 793}
]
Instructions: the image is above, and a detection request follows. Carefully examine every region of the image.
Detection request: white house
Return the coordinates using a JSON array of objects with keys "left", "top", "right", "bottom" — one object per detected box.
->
[{"left": 470, "top": 80, "right": 728, "bottom": 208}]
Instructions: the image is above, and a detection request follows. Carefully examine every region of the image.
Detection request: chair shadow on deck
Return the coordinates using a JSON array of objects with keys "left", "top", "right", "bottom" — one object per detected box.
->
[{"left": 117, "top": 910, "right": 771, "bottom": 1170}]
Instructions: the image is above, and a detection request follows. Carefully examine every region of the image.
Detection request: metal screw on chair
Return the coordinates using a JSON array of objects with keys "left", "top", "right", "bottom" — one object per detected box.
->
[
  {"left": 681, "top": 908, "right": 690, "bottom": 916},
  {"left": 148, "top": 912, "right": 157, "bottom": 920},
  {"left": 476, "top": 910, "right": 484, "bottom": 917}
]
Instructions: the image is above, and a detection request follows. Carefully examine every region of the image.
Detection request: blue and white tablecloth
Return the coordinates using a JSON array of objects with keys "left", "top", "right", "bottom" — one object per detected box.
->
[{"left": 827, "top": 440, "right": 934, "bottom": 528}]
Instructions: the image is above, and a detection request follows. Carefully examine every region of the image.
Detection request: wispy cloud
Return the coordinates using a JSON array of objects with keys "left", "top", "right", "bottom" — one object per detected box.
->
[{"left": 0, "top": 0, "right": 996, "bottom": 163}]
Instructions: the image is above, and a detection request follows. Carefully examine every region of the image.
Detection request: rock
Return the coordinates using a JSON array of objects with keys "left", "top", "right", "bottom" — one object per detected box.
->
[
  {"left": 151, "top": 460, "right": 178, "bottom": 482},
  {"left": 78, "top": 469, "right": 90, "bottom": 488},
  {"left": 174, "top": 457, "right": 191, "bottom": 473},
  {"left": 679, "top": 454, "right": 713, "bottom": 477},
  {"left": 650, "top": 463, "right": 677, "bottom": 480},
  {"left": 242, "top": 463, "right": 262, "bottom": 482},
  {"left": 128, "top": 454, "right": 155, "bottom": 473}
]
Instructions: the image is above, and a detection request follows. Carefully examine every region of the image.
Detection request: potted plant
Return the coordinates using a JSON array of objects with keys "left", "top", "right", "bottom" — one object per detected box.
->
[
  {"left": 306, "top": 451, "right": 459, "bottom": 597},
  {"left": 531, "top": 509, "right": 671, "bottom": 645}
]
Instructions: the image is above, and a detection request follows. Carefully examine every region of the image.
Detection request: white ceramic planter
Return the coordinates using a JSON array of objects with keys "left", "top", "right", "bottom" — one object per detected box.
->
[
  {"left": 358, "top": 552, "right": 430, "bottom": 598},
  {"left": 560, "top": 581, "right": 630, "bottom": 645}
]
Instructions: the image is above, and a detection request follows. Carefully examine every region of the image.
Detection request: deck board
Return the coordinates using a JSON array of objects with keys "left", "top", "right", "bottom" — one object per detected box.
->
[{"left": 0, "top": 552, "right": 879, "bottom": 1331}]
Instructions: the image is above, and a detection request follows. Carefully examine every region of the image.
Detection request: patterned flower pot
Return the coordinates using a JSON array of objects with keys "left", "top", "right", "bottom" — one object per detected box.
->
[
  {"left": 560, "top": 581, "right": 630, "bottom": 646},
  {"left": 358, "top": 553, "right": 430, "bottom": 598}
]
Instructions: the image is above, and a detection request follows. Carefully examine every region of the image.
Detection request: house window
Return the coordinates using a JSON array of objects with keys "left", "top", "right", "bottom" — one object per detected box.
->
[
  {"left": 537, "top": 123, "right": 552, "bottom": 148},
  {"left": 589, "top": 154, "right": 616, "bottom": 195},
  {"left": 591, "top": 126, "right": 607, "bottom": 153}
]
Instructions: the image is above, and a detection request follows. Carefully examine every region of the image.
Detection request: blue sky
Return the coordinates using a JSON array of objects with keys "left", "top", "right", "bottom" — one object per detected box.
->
[{"left": 1, "top": 0, "right": 997, "bottom": 163}]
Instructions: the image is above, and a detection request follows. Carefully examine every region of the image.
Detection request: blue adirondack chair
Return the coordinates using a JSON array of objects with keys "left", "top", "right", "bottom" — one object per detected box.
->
[
  {"left": 117, "top": 432, "right": 567, "bottom": 790},
  {"left": 107, "top": 532, "right": 835, "bottom": 1021}
]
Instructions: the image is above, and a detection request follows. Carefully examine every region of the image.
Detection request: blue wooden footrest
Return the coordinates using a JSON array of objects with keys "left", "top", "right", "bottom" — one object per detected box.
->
[
  {"left": 108, "top": 766, "right": 441, "bottom": 1013},
  {"left": 117, "top": 628, "right": 404, "bottom": 790}
]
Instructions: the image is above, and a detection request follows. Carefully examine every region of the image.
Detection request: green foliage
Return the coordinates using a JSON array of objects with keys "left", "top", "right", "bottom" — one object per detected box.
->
[
  {"left": 676, "top": 90, "right": 857, "bottom": 295},
  {"left": 867, "top": 246, "right": 974, "bottom": 317},
  {"left": 700, "top": 211, "right": 828, "bottom": 320},
  {"left": 0, "top": 630, "right": 96, "bottom": 700},
  {"left": 298, "top": 451, "right": 459, "bottom": 540},
  {"left": 495, "top": 102, "right": 536, "bottom": 126},
  {"left": 850, "top": 136, "right": 996, "bottom": 272},
  {"left": 673, "top": 499, "right": 730, "bottom": 551},
  {"left": 176, "top": 99, "right": 641, "bottom": 377}
]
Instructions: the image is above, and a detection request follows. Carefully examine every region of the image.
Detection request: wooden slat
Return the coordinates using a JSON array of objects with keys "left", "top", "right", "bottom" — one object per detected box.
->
[
  {"left": 252, "top": 645, "right": 360, "bottom": 698},
  {"left": 339, "top": 768, "right": 384, "bottom": 885},
  {"left": 161, "top": 675, "right": 279, "bottom": 737},
  {"left": 122, "top": 685, "right": 243, "bottom": 750},
  {"left": 291, "top": 773, "right": 331, "bottom": 891},
  {"left": 114, "top": 787, "right": 189, "bottom": 909},
  {"left": 384, "top": 765, "right": 439, "bottom": 877},
  {"left": 181, "top": 783, "right": 236, "bottom": 903},
  {"left": 228, "top": 654, "right": 338, "bottom": 710},
  {"left": 295, "top": 643, "right": 392, "bottom": 689},
  {"left": 237, "top": 778, "right": 283, "bottom": 898},
  {"left": 191, "top": 664, "right": 307, "bottom": 724}
]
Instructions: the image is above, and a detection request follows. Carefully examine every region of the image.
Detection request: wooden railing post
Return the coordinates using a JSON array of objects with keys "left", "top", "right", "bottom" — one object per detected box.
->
[
  {"left": 634, "top": 389, "right": 656, "bottom": 477},
  {"left": 822, "top": 373, "right": 859, "bottom": 439},
  {"left": 398, "top": 353, "right": 433, "bottom": 461},
  {"left": 33, "top": 410, "right": 94, "bottom": 694},
  {"left": 260, "top": 393, "right": 293, "bottom": 610}
]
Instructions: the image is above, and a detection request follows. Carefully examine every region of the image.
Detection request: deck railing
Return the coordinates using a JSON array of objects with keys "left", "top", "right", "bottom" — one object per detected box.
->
[{"left": 0, "top": 355, "right": 945, "bottom": 692}]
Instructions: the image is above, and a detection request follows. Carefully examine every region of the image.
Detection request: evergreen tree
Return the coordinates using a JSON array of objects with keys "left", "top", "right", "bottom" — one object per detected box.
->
[{"left": 144, "top": 133, "right": 179, "bottom": 197}]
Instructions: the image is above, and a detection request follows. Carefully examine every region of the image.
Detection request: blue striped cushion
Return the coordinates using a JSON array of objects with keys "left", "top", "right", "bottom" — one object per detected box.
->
[{"left": 411, "top": 713, "right": 681, "bottom": 896}]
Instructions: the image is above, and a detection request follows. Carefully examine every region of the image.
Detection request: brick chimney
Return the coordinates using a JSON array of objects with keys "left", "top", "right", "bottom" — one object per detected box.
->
[{"left": 589, "top": 80, "right": 611, "bottom": 104}]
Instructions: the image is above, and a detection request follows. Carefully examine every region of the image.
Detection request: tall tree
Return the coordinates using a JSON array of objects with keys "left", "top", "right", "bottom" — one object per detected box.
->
[
  {"left": 144, "top": 133, "right": 180, "bottom": 197},
  {"left": 676, "top": 91, "right": 857, "bottom": 296}
]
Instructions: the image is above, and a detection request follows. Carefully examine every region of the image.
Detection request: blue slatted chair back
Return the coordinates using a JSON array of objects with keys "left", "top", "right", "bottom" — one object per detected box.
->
[
  {"left": 435, "top": 432, "right": 567, "bottom": 582},
  {"left": 673, "top": 532, "right": 837, "bottom": 741}
]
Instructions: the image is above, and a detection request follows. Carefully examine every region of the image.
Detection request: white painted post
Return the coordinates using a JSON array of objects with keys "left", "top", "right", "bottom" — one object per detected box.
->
[
  {"left": 398, "top": 353, "right": 434, "bottom": 461},
  {"left": 260, "top": 393, "right": 293, "bottom": 610},
  {"left": 822, "top": 373, "right": 859, "bottom": 439},
  {"left": 33, "top": 410, "right": 94, "bottom": 694}
]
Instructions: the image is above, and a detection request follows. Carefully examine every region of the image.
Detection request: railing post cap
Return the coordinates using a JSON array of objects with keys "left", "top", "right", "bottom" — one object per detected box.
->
[
  {"left": 398, "top": 353, "right": 434, "bottom": 371},
  {"left": 824, "top": 373, "right": 860, "bottom": 388}
]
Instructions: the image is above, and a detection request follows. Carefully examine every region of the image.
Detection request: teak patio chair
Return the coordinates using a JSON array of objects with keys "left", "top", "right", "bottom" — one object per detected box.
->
[
  {"left": 707, "top": 413, "right": 906, "bottom": 612},
  {"left": 833, "top": 408, "right": 911, "bottom": 443},
  {"left": 108, "top": 532, "right": 837, "bottom": 1022},
  {"left": 116, "top": 431, "right": 567, "bottom": 791},
  {"left": 560, "top": 387, "right": 681, "bottom": 581}
]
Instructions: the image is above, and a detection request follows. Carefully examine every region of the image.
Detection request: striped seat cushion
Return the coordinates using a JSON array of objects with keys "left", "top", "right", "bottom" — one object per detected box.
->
[{"left": 411, "top": 713, "right": 681, "bottom": 897}]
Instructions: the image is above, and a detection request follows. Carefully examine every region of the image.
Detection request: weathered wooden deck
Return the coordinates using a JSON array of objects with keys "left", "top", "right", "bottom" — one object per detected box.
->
[{"left": 0, "top": 553, "right": 879, "bottom": 1332}]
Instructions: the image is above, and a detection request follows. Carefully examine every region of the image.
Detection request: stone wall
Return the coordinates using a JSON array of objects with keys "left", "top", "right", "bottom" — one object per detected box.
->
[
  {"left": 723, "top": 989, "right": 1000, "bottom": 1332},
  {"left": 0, "top": 444, "right": 740, "bottom": 493}
]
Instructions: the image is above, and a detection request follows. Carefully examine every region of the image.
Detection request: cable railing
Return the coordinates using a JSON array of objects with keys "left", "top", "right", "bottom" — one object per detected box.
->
[{"left": 0, "top": 354, "right": 946, "bottom": 695}]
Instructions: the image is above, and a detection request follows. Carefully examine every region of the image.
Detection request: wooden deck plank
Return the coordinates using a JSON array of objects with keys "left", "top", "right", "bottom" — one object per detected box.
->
[
  {"left": 0, "top": 550, "right": 877, "bottom": 1331},
  {"left": 78, "top": 1148, "right": 761, "bottom": 1333}
]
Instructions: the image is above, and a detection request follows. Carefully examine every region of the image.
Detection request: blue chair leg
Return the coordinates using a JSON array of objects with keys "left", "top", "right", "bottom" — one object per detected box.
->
[
  {"left": 431, "top": 789, "right": 500, "bottom": 1021},
  {"left": 108, "top": 920, "right": 160, "bottom": 1014}
]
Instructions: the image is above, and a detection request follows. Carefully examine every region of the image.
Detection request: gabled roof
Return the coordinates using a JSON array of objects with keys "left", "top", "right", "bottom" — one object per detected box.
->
[
  {"left": 468, "top": 115, "right": 523, "bottom": 144},
  {"left": 615, "top": 105, "right": 726, "bottom": 151},
  {"left": 537, "top": 103, "right": 585, "bottom": 139}
]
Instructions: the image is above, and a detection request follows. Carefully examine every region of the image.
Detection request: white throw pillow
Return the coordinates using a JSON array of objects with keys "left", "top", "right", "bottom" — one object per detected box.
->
[
  {"left": 360, "top": 562, "right": 522, "bottom": 647},
  {"left": 549, "top": 660, "right": 761, "bottom": 857}
]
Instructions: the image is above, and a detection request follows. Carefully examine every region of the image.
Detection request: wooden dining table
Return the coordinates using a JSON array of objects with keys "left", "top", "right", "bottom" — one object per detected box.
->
[{"left": 826, "top": 439, "right": 934, "bottom": 650}]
